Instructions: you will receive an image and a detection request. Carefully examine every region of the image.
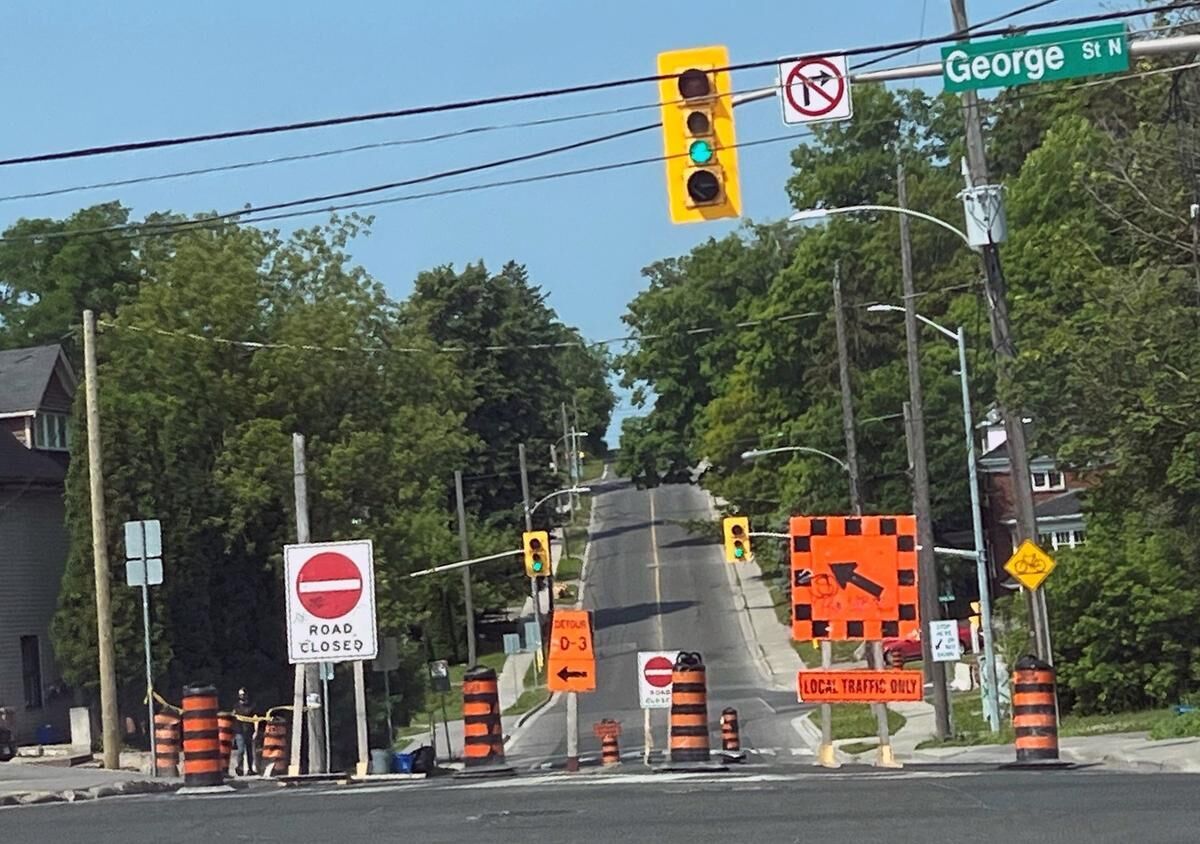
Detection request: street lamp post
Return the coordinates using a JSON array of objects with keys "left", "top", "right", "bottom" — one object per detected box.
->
[{"left": 868, "top": 304, "right": 1001, "bottom": 732}]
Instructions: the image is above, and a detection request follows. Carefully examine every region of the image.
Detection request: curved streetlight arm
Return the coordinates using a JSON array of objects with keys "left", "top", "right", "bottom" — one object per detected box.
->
[
  {"left": 790, "top": 204, "right": 972, "bottom": 248},
  {"left": 528, "top": 486, "right": 592, "bottom": 517},
  {"left": 741, "top": 446, "right": 848, "bottom": 472},
  {"left": 867, "top": 304, "right": 958, "bottom": 342}
]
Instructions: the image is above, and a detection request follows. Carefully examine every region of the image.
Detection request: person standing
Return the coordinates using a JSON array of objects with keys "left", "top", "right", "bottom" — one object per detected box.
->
[{"left": 232, "top": 687, "right": 257, "bottom": 775}]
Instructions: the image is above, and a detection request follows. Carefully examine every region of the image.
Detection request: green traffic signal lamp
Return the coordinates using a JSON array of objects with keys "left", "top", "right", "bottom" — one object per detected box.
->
[
  {"left": 731, "top": 525, "right": 747, "bottom": 559},
  {"left": 688, "top": 139, "right": 714, "bottom": 165}
]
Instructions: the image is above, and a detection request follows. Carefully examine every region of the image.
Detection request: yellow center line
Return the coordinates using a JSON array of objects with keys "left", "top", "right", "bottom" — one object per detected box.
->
[{"left": 649, "top": 489, "right": 664, "bottom": 650}]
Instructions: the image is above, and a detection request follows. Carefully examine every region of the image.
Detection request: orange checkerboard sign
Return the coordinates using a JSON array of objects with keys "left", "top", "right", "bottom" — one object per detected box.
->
[{"left": 790, "top": 515, "right": 919, "bottom": 641}]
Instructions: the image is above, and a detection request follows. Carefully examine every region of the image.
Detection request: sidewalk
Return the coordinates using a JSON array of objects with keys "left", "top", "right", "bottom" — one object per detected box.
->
[{"left": 0, "top": 759, "right": 177, "bottom": 807}]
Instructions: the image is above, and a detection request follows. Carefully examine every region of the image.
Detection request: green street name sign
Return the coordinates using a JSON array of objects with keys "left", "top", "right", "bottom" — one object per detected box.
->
[{"left": 942, "top": 23, "right": 1129, "bottom": 92}]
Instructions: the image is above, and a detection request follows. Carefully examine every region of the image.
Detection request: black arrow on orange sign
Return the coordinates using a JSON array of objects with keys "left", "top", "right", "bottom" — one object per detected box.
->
[
  {"left": 557, "top": 666, "right": 589, "bottom": 682},
  {"left": 830, "top": 561, "right": 885, "bottom": 599}
]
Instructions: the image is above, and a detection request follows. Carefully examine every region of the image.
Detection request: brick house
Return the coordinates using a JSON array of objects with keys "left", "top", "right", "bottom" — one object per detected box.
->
[
  {"left": 977, "top": 409, "right": 1091, "bottom": 580},
  {"left": 0, "top": 344, "right": 76, "bottom": 743}
]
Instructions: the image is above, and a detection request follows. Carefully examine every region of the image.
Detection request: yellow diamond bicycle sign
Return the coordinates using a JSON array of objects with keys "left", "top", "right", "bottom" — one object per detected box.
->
[{"left": 1003, "top": 539, "right": 1056, "bottom": 590}]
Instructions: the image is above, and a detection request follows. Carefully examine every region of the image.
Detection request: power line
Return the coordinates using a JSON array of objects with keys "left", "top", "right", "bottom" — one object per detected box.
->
[
  {"left": 0, "top": 0, "right": 1076, "bottom": 203},
  {"left": 8, "top": 55, "right": 1196, "bottom": 247},
  {"left": 0, "top": 1, "right": 1190, "bottom": 169}
]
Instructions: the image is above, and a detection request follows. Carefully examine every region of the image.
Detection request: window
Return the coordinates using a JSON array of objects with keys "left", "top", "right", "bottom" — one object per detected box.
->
[
  {"left": 1031, "top": 470, "right": 1066, "bottom": 492},
  {"left": 34, "top": 412, "right": 70, "bottom": 451},
  {"left": 21, "top": 636, "right": 43, "bottom": 709},
  {"left": 1043, "top": 530, "right": 1087, "bottom": 550}
]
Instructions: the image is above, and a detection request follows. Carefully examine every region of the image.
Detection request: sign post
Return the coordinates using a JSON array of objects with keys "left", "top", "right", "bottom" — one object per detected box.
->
[
  {"left": 942, "top": 23, "right": 1128, "bottom": 92},
  {"left": 123, "top": 519, "right": 162, "bottom": 777},
  {"left": 284, "top": 540, "right": 377, "bottom": 776},
  {"left": 637, "top": 651, "right": 678, "bottom": 765},
  {"left": 548, "top": 609, "right": 596, "bottom": 772}
]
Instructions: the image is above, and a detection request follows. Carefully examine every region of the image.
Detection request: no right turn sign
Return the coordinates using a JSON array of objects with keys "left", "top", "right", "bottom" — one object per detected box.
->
[{"left": 779, "top": 54, "right": 853, "bottom": 126}]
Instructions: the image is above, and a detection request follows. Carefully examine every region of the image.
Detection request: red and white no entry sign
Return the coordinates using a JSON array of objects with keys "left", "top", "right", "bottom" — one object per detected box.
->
[
  {"left": 643, "top": 655, "right": 674, "bottom": 688},
  {"left": 637, "top": 650, "right": 680, "bottom": 709},
  {"left": 779, "top": 54, "right": 853, "bottom": 126},
  {"left": 284, "top": 540, "right": 378, "bottom": 664},
  {"left": 297, "top": 551, "right": 363, "bottom": 619}
]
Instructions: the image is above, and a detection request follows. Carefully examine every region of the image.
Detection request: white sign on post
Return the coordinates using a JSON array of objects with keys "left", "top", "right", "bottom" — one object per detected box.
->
[
  {"left": 637, "top": 651, "right": 680, "bottom": 709},
  {"left": 929, "top": 620, "right": 963, "bottom": 662},
  {"left": 284, "top": 540, "right": 378, "bottom": 664},
  {"left": 779, "top": 54, "right": 853, "bottom": 125}
]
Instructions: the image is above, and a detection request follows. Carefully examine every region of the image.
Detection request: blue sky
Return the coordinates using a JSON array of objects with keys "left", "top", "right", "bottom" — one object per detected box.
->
[{"left": 1, "top": 1, "right": 1110, "bottom": 442}]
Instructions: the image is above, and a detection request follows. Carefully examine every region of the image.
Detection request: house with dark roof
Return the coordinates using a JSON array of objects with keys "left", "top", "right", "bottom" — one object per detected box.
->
[
  {"left": 0, "top": 344, "right": 76, "bottom": 744},
  {"left": 977, "top": 409, "right": 1092, "bottom": 580}
]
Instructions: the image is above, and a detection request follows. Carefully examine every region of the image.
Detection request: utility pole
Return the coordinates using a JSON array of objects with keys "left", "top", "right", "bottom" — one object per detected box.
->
[
  {"left": 832, "top": 268, "right": 895, "bottom": 765},
  {"left": 453, "top": 470, "right": 477, "bottom": 667},
  {"left": 831, "top": 263, "right": 863, "bottom": 516},
  {"left": 561, "top": 403, "right": 576, "bottom": 526},
  {"left": 898, "top": 164, "right": 952, "bottom": 740},
  {"left": 291, "top": 433, "right": 327, "bottom": 775},
  {"left": 81, "top": 310, "right": 120, "bottom": 770},
  {"left": 950, "top": 0, "right": 1051, "bottom": 662}
]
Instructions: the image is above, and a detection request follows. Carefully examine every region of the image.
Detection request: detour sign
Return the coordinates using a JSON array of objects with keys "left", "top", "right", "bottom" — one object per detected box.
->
[
  {"left": 797, "top": 670, "right": 924, "bottom": 703},
  {"left": 548, "top": 609, "right": 596, "bottom": 693}
]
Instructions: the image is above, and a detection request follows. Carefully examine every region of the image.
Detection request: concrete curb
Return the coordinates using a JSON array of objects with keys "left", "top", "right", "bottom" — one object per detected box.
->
[{"left": 0, "top": 778, "right": 179, "bottom": 808}]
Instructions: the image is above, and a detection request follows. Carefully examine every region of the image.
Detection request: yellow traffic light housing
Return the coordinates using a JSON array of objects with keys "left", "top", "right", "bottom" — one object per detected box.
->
[
  {"left": 657, "top": 45, "right": 741, "bottom": 224},
  {"left": 523, "top": 530, "right": 551, "bottom": 578},
  {"left": 722, "top": 516, "right": 751, "bottom": 562}
]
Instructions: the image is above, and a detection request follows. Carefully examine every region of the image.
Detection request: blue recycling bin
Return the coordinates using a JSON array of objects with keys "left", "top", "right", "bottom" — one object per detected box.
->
[
  {"left": 392, "top": 752, "right": 413, "bottom": 774},
  {"left": 36, "top": 723, "right": 59, "bottom": 745}
]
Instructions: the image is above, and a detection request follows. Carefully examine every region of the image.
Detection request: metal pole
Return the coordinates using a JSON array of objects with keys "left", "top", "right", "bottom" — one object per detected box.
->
[
  {"left": 898, "top": 165, "right": 951, "bottom": 740},
  {"left": 383, "top": 669, "right": 393, "bottom": 747},
  {"left": 561, "top": 403, "right": 576, "bottom": 525},
  {"left": 141, "top": 553, "right": 155, "bottom": 777},
  {"left": 454, "top": 471, "right": 477, "bottom": 667},
  {"left": 82, "top": 310, "right": 121, "bottom": 770},
  {"left": 643, "top": 707, "right": 652, "bottom": 765},
  {"left": 519, "top": 444, "right": 543, "bottom": 680},
  {"left": 353, "top": 661, "right": 368, "bottom": 776},
  {"left": 949, "top": 0, "right": 1050, "bottom": 663},
  {"left": 831, "top": 265, "right": 892, "bottom": 760},
  {"left": 958, "top": 327, "right": 1000, "bottom": 731}
]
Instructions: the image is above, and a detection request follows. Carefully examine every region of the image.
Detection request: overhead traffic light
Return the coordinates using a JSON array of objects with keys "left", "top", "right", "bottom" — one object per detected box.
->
[
  {"left": 722, "top": 516, "right": 751, "bottom": 563},
  {"left": 657, "top": 45, "right": 741, "bottom": 224},
  {"left": 523, "top": 530, "right": 551, "bottom": 578}
]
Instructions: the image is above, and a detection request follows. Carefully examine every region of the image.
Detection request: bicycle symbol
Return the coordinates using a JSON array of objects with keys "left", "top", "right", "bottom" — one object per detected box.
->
[{"left": 1012, "top": 554, "right": 1048, "bottom": 575}]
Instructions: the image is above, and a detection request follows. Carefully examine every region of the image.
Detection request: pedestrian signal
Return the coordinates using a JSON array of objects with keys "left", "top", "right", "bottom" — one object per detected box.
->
[
  {"left": 722, "top": 516, "right": 751, "bottom": 562},
  {"left": 657, "top": 45, "right": 741, "bottom": 224},
  {"left": 523, "top": 530, "right": 551, "bottom": 578}
]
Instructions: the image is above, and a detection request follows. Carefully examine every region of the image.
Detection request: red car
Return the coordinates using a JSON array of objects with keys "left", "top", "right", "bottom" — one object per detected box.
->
[{"left": 883, "top": 619, "right": 977, "bottom": 666}]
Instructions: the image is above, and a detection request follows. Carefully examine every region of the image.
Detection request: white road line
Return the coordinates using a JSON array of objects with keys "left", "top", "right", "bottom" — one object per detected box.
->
[{"left": 298, "top": 578, "right": 361, "bottom": 593}]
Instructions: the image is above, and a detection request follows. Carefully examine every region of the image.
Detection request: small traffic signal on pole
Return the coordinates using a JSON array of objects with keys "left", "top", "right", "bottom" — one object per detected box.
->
[
  {"left": 657, "top": 45, "right": 741, "bottom": 224},
  {"left": 722, "top": 516, "right": 751, "bottom": 562},
  {"left": 523, "top": 530, "right": 551, "bottom": 578}
]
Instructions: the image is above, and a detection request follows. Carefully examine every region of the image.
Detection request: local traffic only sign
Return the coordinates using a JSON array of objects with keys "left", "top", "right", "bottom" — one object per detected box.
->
[
  {"left": 798, "top": 670, "right": 924, "bottom": 703},
  {"left": 548, "top": 609, "right": 596, "bottom": 692},
  {"left": 285, "top": 540, "right": 378, "bottom": 664},
  {"left": 942, "top": 23, "right": 1128, "bottom": 92},
  {"left": 780, "top": 54, "right": 852, "bottom": 126},
  {"left": 637, "top": 650, "right": 680, "bottom": 709}
]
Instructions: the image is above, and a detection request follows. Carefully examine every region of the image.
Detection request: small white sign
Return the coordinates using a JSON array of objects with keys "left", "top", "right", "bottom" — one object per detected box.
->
[
  {"left": 284, "top": 540, "right": 378, "bottom": 665},
  {"left": 123, "top": 519, "right": 162, "bottom": 561},
  {"left": 637, "top": 650, "right": 680, "bottom": 709},
  {"left": 779, "top": 54, "right": 853, "bottom": 126},
  {"left": 125, "top": 558, "right": 163, "bottom": 587},
  {"left": 929, "top": 620, "right": 962, "bottom": 662}
]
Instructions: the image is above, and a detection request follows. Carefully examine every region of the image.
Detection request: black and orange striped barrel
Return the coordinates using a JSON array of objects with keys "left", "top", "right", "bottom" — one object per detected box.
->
[
  {"left": 261, "top": 717, "right": 288, "bottom": 773},
  {"left": 181, "top": 684, "right": 223, "bottom": 786},
  {"left": 217, "top": 712, "right": 234, "bottom": 771},
  {"left": 593, "top": 719, "right": 621, "bottom": 766},
  {"left": 1012, "top": 654, "right": 1059, "bottom": 762},
  {"left": 720, "top": 707, "right": 740, "bottom": 752},
  {"left": 153, "top": 712, "right": 181, "bottom": 777},
  {"left": 462, "top": 666, "right": 504, "bottom": 768},
  {"left": 669, "top": 652, "right": 710, "bottom": 763}
]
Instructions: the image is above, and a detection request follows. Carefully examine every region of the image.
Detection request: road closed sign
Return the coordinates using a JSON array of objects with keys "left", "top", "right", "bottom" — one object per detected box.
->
[
  {"left": 637, "top": 651, "right": 680, "bottom": 709},
  {"left": 284, "top": 540, "right": 378, "bottom": 664}
]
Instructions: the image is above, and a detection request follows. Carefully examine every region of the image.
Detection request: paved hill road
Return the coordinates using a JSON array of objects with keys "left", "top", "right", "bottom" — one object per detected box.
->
[{"left": 507, "top": 478, "right": 809, "bottom": 767}]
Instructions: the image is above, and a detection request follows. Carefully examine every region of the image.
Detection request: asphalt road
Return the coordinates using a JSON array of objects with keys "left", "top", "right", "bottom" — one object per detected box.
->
[
  {"left": 508, "top": 479, "right": 806, "bottom": 768},
  {"left": 5, "top": 767, "right": 1200, "bottom": 843}
]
